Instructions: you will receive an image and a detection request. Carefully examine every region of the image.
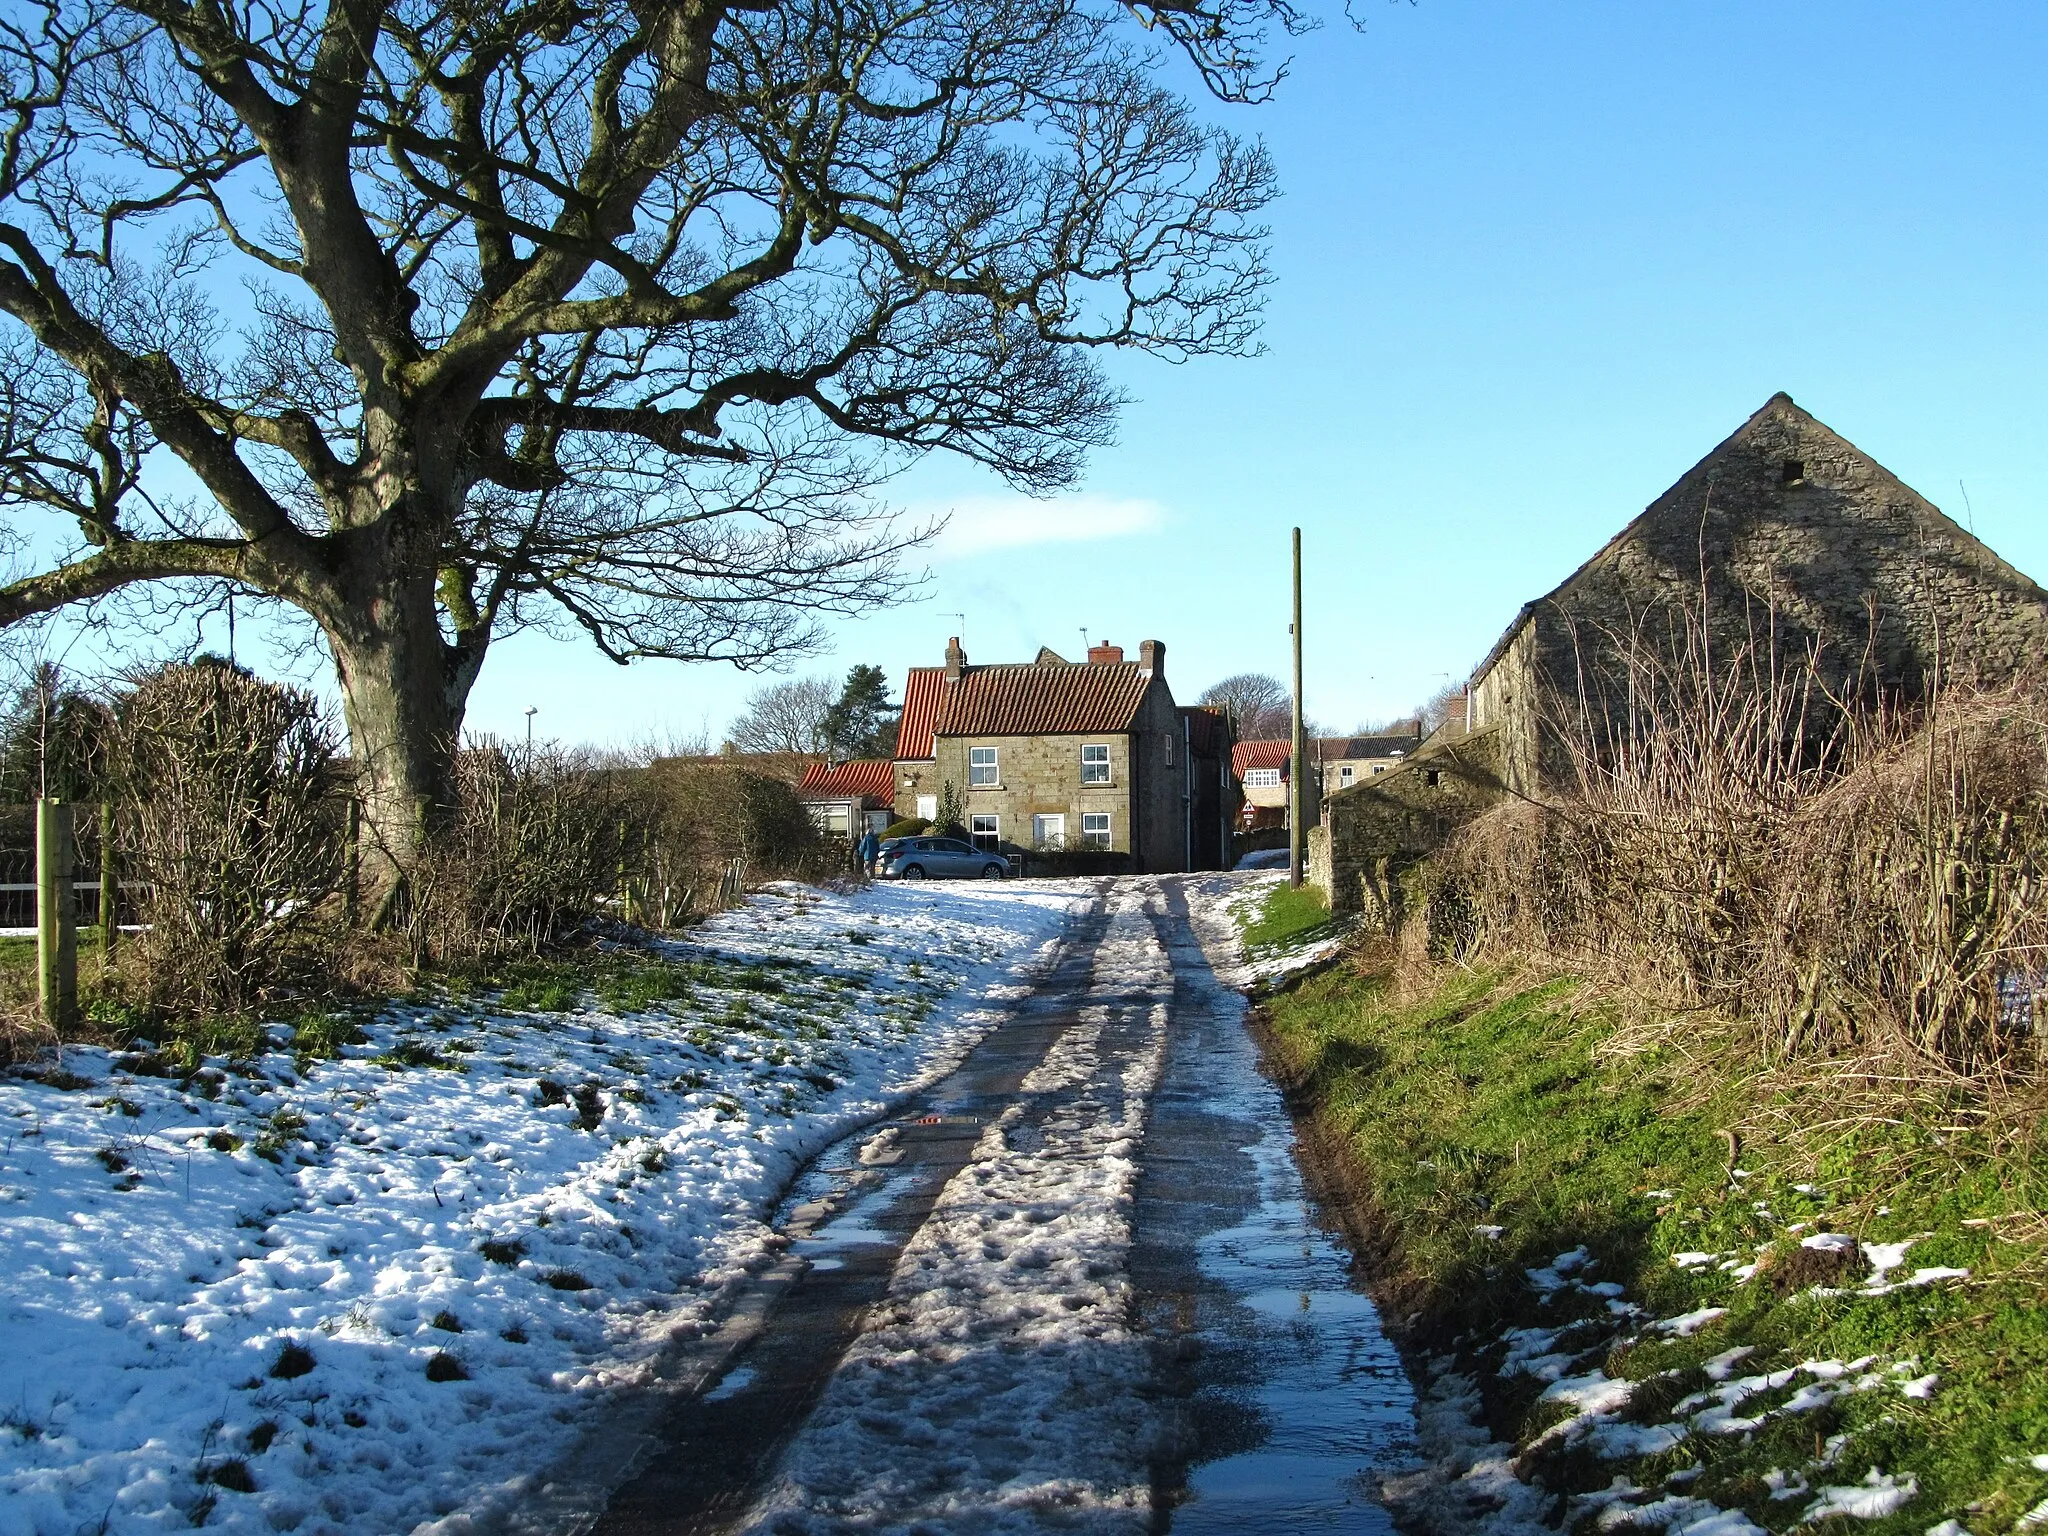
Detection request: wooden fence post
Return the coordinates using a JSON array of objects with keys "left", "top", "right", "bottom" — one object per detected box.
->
[
  {"left": 37, "top": 797, "right": 78, "bottom": 1032},
  {"left": 98, "top": 799, "right": 117, "bottom": 959}
]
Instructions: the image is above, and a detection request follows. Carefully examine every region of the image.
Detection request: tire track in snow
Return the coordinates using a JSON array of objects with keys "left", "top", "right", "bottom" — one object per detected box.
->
[{"left": 733, "top": 883, "right": 1178, "bottom": 1534}]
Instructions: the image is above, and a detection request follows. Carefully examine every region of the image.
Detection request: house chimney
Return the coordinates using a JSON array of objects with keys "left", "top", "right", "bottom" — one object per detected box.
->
[
  {"left": 1087, "top": 642, "right": 1124, "bottom": 665},
  {"left": 944, "top": 636, "right": 966, "bottom": 680},
  {"left": 1139, "top": 639, "right": 1164, "bottom": 677}
]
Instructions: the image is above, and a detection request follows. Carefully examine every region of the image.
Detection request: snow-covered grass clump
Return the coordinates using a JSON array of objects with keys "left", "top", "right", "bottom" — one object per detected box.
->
[{"left": 0, "top": 880, "right": 1087, "bottom": 1535}]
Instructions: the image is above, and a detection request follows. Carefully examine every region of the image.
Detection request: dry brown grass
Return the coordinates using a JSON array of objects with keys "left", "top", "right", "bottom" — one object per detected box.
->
[{"left": 1418, "top": 605, "right": 2048, "bottom": 1132}]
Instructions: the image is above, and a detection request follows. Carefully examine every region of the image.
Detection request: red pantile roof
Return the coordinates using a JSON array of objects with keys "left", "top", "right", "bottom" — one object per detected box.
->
[
  {"left": 1231, "top": 740, "right": 1292, "bottom": 779},
  {"left": 934, "top": 662, "right": 1152, "bottom": 737},
  {"left": 798, "top": 759, "right": 895, "bottom": 801},
  {"left": 895, "top": 667, "right": 944, "bottom": 760}
]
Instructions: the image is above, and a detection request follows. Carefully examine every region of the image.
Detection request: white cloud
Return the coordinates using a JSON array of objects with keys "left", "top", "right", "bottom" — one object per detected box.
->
[{"left": 926, "top": 493, "right": 1167, "bottom": 559}]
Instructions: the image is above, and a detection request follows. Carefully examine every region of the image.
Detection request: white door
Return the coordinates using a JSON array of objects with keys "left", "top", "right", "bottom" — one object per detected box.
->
[
  {"left": 916, "top": 794, "right": 937, "bottom": 820},
  {"left": 1033, "top": 813, "right": 1065, "bottom": 848}
]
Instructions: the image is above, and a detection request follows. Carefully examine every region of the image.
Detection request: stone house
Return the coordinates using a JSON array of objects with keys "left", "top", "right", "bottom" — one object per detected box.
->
[
  {"left": 1231, "top": 729, "right": 1425, "bottom": 828},
  {"left": 892, "top": 638, "right": 1232, "bottom": 873},
  {"left": 796, "top": 759, "right": 896, "bottom": 841},
  {"left": 1312, "top": 727, "right": 1424, "bottom": 798},
  {"left": 1313, "top": 393, "right": 2048, "bottom": 913},
  {"left": 1231, "top": 740, "right": 1292, "bottom": 829}
]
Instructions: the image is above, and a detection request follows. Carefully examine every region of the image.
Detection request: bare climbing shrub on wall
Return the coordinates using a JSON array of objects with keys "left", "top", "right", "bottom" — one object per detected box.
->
[{"left": 113, "top": 661, "right": 346, "bottom": 1013}]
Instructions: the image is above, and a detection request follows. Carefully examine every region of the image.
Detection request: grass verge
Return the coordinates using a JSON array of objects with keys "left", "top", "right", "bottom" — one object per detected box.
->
[
  {"left": 1236, "top": 879, "right": 1339, "bottom": 954},
  {"left": 1259, "top": 960, "right": 2048, "bottom": 1534}
]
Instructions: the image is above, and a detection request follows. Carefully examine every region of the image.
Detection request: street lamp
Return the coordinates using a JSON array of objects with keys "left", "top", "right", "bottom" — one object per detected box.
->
[{"left": 523, "top": 705, "right": 537, "bottom": 750}]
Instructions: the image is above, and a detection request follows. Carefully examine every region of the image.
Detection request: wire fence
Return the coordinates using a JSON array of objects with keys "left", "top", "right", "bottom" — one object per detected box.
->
[{"left": 0, "top": 803, "right": 145, "bottom": 932}]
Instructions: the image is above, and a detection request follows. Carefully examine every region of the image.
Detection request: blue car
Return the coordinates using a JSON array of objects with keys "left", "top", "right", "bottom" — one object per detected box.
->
[{"left": 880, "top": 836, "right": 1008, "bottom": 881}]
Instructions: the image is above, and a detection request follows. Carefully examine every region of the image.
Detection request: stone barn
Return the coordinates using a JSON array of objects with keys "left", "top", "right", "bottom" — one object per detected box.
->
[
  {"left": 1315, "top": 393, "right": 2048, "bottom": 913},
  {"left": 1471, "top": 392, "right": 2048, "bottom": 795}
]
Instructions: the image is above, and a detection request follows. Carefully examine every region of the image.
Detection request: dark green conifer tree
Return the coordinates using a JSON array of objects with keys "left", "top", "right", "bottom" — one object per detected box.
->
[{"left": 821, "top": 666, "right": 899, "bottom": 761}]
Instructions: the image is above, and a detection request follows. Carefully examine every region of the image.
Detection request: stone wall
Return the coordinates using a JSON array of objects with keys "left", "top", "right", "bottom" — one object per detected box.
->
[{"left": 1312, "top": 726, "right": 1508, "bottom": 920}]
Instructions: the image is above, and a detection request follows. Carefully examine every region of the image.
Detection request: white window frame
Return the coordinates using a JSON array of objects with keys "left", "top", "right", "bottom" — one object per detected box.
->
[
  {"left": 968, "top": 745, "right": 999, "bottom": 786},
  {"left": 1339, "top": 765, "right": 1355, "bottom": 784},
  {"left": 1081, "top": 812, "right": 1111, "bottom": 849},
  {"left": 1080, "top": 743, "right": 1111, "bottom": 784},
  {"left": 915, "top": 793, "right": 938, "bottom": 820},
  {"left": 1245, "top": 767, "right": 1282, "bottom": 788},
  {"left": 1032, "top": 813, "right": 1066, "bottom": 849},
  {"left": 969, "top": 813, "right": 1000, "bottom": 851}
]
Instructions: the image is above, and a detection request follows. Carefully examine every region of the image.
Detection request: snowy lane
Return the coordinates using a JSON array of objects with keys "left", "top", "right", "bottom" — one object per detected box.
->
[
  {"left": 590, "top": 874, "right": 1417, "bottom": 1536},
  {"left": 735, "top": 885, "right": 1174, "bottom": 1533}
]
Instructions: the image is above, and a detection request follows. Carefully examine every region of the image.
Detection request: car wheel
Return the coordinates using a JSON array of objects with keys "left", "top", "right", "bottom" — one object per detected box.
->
[
  {"left": 902, "top": 864, "right": 928, "bottom": 880},
  {"left": 981, "top": 863, "right": 1006, "bottom": 880}
]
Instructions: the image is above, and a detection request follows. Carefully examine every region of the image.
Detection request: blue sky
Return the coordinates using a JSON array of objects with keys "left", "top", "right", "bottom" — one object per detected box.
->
[{"left": 177, "top": 3, "right": 2048, "bottom": 745}]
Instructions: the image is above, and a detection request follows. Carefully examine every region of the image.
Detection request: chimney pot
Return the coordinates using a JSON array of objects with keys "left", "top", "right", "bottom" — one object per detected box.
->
[
  {"left": 944, "top": 636, "right": 966, "bottom": 680},
  {"left": 1087, "top": 642, "right": 1124, "bottom": 665}
]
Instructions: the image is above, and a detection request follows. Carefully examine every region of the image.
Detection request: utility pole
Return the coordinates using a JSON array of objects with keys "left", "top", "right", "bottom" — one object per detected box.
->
[{"left": 1289, "top": 526, "right": 1304, "bottom": 889}]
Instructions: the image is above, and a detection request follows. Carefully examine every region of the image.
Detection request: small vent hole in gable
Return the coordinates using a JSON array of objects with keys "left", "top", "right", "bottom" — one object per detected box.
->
[{"left": 1780, "top": 459, "right": 1806, "bottom": 486}]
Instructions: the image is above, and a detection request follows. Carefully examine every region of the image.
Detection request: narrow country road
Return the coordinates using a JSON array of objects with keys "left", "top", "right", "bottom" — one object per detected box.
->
[{"left": 582, "top": 876, "right": 1414, "bottom": 1535}]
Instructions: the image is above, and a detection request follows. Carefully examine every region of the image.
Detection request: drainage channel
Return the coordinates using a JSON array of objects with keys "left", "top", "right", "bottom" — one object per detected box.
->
[
  {"left": 1134, "top": 881, "right": 1416, "bottom": 1533},
  {"left": 588, "top": 890, "right": 1115, "bottom": 1536}
]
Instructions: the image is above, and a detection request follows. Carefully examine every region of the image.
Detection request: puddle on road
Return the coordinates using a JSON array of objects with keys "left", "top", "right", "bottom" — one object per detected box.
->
[
  {"left": 776, "top": 1159, "right": 920, "bottom": 1256},
  {"left": 702, "top": 1364, "right": 756, "bottom": 1402},
  {"left": 1140, "top": 912, "right": 1416, "bottom": 1535},
  {"left": 1174, "top": 1102, "right": 1416, "bottom": 1533}
]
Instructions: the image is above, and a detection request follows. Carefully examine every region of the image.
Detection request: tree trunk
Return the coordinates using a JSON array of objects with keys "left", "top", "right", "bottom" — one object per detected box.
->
[{"left": 327, "top": 574, "right": 463, "bottom": 890}]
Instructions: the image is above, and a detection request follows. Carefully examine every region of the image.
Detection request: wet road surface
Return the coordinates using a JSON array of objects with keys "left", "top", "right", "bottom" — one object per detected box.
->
[{"left": 584, "top": 876, "right": 1414, "bottom": 1534}]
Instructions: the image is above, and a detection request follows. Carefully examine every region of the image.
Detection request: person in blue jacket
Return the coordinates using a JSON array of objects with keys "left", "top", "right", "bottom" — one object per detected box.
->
[{"left": 856, "top": 827, "right": 880, "bottom": 879}]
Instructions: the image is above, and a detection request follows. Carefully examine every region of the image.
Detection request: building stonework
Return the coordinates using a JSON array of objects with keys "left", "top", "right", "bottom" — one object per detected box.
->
[
  {"left": 1318, "top": 393, "right": 2048, "bottom": 912},
  {"left": 932, "top": 731, "right": 1138, "bottom": 854},
  {"left": 1310, "top": 727, "right": 1507, "bottom": 919},
  {"left": 1469, "top": 393, "right": 2048, "bottom": 795}
]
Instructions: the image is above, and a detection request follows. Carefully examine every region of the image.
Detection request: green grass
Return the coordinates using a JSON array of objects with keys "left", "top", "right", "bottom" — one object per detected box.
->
[
  {"left": 1236, "top": 880, "right": 1338, "bottom": 953},
  {"left": 1261, "top": 964, "right": 2048, "bottom": 1534}
]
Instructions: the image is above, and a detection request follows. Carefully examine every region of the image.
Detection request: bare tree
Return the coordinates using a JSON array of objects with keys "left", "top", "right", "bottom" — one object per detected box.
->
[
  {"left": 1200, "top": 672, "right": 1291, "bottom": 740},
  {"left": 728, "top": 675, "right": 833, "bottom": 756},
  {"left": 0, "top": 0, "right": 1292, "bottom": 880}
]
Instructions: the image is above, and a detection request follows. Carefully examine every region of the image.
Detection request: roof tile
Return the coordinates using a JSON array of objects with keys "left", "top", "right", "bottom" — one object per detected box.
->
[
  {"left": 1232, "top": 740, "right": 1292, "bottom": 778},
  {"left": 895, "top": 667, "right": 944, "bottom": 760},
  {"left": 934, "top": 662, "right": 1152, "bottom": 738},
  {"left": 799, "top": 759, "right": 895, "bottom": 800}
]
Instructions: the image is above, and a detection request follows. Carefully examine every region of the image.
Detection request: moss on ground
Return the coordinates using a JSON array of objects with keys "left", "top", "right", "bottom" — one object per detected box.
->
[{"left": 1260, "top": 961, "right": 2048, "bottom": 1534}]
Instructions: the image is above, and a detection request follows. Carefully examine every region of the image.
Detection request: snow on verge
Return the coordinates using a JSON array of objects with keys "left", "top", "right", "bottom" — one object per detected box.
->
[{"left": 0, "top": 880, "right": 1087, "bottom": 1536}]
